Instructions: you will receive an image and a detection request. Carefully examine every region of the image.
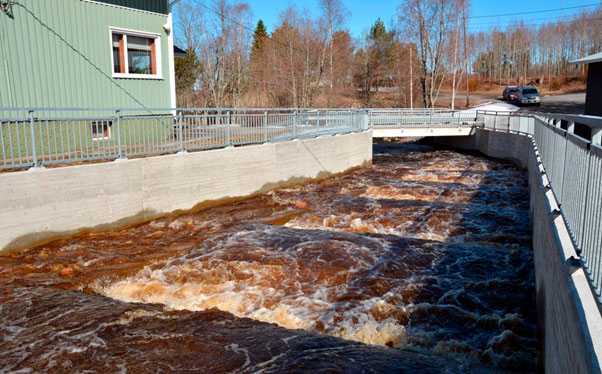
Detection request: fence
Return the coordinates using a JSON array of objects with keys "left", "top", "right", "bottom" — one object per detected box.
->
[
  {"left": 476, "top": 110, "right": 536, "bottom": 134},
  {"left": 368, "top": 108, "right": 478, "bottom": 128},
  {"left": 0, "top": 108, "right": 366, "bottom": 169}
]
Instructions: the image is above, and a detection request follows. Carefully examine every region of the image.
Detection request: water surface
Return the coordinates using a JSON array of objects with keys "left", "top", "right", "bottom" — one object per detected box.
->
[{"left": 0, "top": 141, "right": 538, "bottom": 373}]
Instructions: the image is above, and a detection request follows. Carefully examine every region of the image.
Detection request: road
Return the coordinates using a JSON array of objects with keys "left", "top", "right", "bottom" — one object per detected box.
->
[
  {"left": 439, "top": 91, "right": 586, "bottom": 114},
  {"left": 517, "top": 92, "right": 586, "bottom": 114}
]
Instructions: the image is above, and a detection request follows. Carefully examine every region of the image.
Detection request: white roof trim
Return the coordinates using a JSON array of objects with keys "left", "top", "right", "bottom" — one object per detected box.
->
[{"left": 571, "top": 52, "right": 602, "bottom": 65}]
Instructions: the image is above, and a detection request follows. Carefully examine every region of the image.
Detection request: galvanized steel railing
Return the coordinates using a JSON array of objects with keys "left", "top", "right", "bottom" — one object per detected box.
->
[
  {"left": 531, "top": 113, "right": 602, "bottom": 300},
  {"left": 0, "top": 107, "right": 480, "bottom": 169},
  {"left": 475, "top": 110, "right": 536, "bottom": 134},
  {"left": 477, "top": 110, "right": 602, "bottom": 304},
  {"left": 0, "top": 108, "right": 366, "bottom": 169},
  {"left": 368, "top": 108, "right": 478, "bottom": 128}
]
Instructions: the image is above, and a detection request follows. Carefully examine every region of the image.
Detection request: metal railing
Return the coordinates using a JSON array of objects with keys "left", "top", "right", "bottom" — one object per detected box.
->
[
  {"left": 476, "top": 110, "right": 536, "bottom": 134},
  {"left": 477, "top": 110, "right": 602, "bottom": 305},
  {"left": 531, "top": 113, "right": 602, "bottom": 303},
  {"left": 368, "top": 108, "right": 478, "bottom": 128},
  {"left": 0, "top": 108, "right": 366, "bottom": 169}
]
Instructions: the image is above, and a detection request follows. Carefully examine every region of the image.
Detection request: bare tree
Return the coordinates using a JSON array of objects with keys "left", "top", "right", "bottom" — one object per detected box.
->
[
  {"left": 398, "top": 0, "right": 457, "bottom": 108},
  {"left": 190, "top": 0, "right": 252, "bottom": 107},
  {"left": 319, "top": 0, "right": 349, "bottom": 106},
  {"left": 173, "top": 0, "right": 601, "bottom": 109}
]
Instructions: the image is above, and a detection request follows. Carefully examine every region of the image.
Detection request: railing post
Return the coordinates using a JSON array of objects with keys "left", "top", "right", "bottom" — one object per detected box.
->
[
  {"left": 317, "top": 110, "right": 320, "bottom": 133},
  {"left": 264, "top": 110, "right": 268, "bottom": 143},
  {"left": 178, "top": 110, "right": 184, "bottom": 152},
  {"left": 115, "top": 110, "right": 123, "bottom": 159},
  {"left": 29, "top": 110, "right": 38, "bottom": 168},
  {"left": 293, "top": 110, "right": 298, "bottom": 139},
  {"left": 592, "top": 129, "right": 602, "bottom": 147},
  {"left": 568, "top": 121, "right": 576, "bottom": 134},
  {"left": 429, "top": 108, "right": 433, "bottom": 127},
  {"left": 578, "top": 151, "right": 593, "bottom": 251},
  {"left": 226, "top": 110, "right": 231, "bottom": 146}
]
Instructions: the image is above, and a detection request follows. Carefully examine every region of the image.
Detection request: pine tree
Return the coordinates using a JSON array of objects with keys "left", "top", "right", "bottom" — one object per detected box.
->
[
  {"left": 369, "top": 18, "right": 387, "bottom": 42},
  {"left": 175, "top": 49, "right": 201, "bottom": 91},
  {"left": 252, "top": 20, "right": 268, "bottom": 55}
]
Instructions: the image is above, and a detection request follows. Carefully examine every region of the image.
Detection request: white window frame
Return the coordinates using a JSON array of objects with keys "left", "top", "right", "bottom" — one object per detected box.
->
[
  {"left": 109, "top": 27, "right": 163, "bottom": 80},
  {"left": 91, "top": 121, "right": 112, "bottom": 141}
]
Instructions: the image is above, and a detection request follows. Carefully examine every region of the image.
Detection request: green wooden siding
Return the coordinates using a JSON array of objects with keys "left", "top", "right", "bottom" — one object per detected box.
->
[
  {"left": 0, "top": 0, "right": 172, "bottom": 117},
  {"left": 90, "top": 0, "right": 168, "bottom": 15},
  {"left": 0, "top": 117, "right": 175, "bottom": 167}
]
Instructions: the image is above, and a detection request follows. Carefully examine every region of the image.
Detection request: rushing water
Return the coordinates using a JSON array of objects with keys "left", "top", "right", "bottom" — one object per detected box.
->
[{"left": 0, "top": 141, "right": 538, "bottom": 373}]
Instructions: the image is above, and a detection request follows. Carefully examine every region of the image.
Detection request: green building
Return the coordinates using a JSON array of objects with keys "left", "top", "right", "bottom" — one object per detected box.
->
[
  {"left": 0, "top": 0, "right": 181, "bottom": 113},
  {"left": 0, "top": 0, "right": 187, "bottom": 167}
]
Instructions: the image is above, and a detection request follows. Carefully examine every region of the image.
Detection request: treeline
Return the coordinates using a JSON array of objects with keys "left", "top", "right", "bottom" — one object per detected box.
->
[
  {"left": 174, "top": 0, "right": 602, "bottom": 109},
  {"left": 470, "top": 8, "right": 602, "bottom": 88}
]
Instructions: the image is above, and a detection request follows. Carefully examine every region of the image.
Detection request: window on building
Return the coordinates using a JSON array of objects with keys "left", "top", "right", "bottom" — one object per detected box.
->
[
  {"left": 110, "top": 29, "right": 161, "bottom": 79},
  {"left": 91, "top": 121, "right": 112, "bottom": 140}
]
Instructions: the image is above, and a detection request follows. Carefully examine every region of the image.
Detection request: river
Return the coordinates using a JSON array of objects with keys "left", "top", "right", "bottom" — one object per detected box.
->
[{"left": 0, "top": 141, "right": 538, "bottom": 373}]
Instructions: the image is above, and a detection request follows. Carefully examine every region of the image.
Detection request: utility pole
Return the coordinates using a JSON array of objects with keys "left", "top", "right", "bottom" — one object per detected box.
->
[
  {"left": 451, "top": 4, "right": 460, "bottom": 110},
  {"left": 410, "top": 45, "right": 413, "bottom": 109},
  {"left": 463, "top": 0, "right": 469, "bottom": 107}
]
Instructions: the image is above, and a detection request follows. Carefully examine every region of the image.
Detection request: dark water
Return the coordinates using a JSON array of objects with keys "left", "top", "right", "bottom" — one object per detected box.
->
[{"left": 0, "top": 141, "right": 538, "bottom": 373}]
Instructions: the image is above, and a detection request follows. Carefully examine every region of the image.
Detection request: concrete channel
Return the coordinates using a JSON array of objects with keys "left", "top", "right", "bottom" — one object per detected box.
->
[{"left": 0, "top": 124, "right": 600, "bottom": 372}]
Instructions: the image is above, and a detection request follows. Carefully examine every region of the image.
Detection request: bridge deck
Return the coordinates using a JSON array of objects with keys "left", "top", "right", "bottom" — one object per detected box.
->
[{"left": 371, "top": 126, "right": 475, "bottom": 138}]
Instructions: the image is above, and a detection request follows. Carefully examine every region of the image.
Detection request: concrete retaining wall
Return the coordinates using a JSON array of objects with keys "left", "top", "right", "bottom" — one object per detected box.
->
[
  {"left": 0, "top": 131, "right": 373, "bottom": 253},
  {"left": 436, "top": 129, "right": 602, "bottom": 373}
]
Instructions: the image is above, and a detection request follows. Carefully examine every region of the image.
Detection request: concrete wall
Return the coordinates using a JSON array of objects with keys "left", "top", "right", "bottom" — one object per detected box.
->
[
  {"left": 0, "top": 131, "right": 372, "bottom": 253},
  {"left": 372, "top": 127, "right": 474, "bottom": 138},
  {"left": 436, "top": 129, "right": 602, "bottom": 373}
]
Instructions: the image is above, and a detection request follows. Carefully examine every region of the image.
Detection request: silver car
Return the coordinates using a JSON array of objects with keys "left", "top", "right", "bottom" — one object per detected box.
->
[{"left": 518, "top": 86, "right": 541, "bottom": 106}]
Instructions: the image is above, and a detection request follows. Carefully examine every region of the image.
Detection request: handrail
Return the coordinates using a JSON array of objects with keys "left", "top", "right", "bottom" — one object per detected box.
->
[
  {"left": 0, "top": 107, "right": 449, "bottom": 112},
  {"left": 0, "top": 108, "right": 369, "bottom": 170},
  {"left": 535, "top": 112, "right": 602, "bottom": 129}
]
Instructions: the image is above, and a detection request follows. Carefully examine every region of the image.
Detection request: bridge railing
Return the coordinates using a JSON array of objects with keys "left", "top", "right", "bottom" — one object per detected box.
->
[
  {"left": 475, "top": 110, "right": 535, "bottom": 134},
  {"left": 0, "top": 108, "right": 365, "bottom": 170},
  {"left": 532, "top": 113, "right": 602, "bottom": 303},
  {"left": 367, "top": 108, "right": 478, "bottom": 128},
  {"left": 478, "top": 110, "right": 602, "bottom": 303}
]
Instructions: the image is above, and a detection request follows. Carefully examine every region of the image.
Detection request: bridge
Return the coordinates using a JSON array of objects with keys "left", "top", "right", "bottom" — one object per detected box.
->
[{"left": 1, "top": 107, "right": 601, "bottom": 372}]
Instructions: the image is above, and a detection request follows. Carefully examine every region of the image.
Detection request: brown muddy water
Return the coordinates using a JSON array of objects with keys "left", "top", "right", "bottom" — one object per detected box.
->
[{"left": 0, "top": 141, "right": 538, "bottom": 373}]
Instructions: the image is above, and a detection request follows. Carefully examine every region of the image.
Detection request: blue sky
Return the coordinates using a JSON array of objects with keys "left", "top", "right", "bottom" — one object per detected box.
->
[{"left": 243, "top": 0, "right": 600, "bottom": 38}]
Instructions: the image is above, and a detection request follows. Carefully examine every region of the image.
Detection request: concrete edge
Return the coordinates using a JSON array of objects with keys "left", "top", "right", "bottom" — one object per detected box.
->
[{"left": 0, "top": 131, "right": 373, "bottom": 255}]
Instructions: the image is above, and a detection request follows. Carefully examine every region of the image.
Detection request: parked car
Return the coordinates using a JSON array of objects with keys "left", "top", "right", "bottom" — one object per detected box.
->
[
  {"left": 502, "top": 86, "right": 519, "bottom": 101},
  {"left": 517, "top": 86, "right": 541, "bottom": 106}
]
